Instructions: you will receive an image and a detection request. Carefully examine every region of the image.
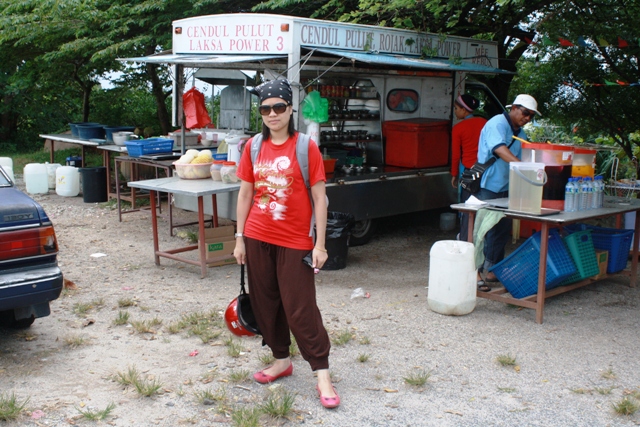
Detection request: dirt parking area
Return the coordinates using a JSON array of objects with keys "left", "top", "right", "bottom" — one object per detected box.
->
[{"left": 2, "top": 177, "right": 640, "bottom": 427}]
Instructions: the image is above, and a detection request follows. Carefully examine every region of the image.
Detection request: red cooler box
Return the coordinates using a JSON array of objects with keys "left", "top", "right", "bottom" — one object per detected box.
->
[{"left": 382, "top": 118, "right": 450, "bottom": 168}]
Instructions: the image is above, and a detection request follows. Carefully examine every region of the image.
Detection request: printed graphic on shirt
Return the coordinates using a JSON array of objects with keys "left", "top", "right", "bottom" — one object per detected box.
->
[{"left": 254, "top": 155, "right": 294, "bottom": 221}]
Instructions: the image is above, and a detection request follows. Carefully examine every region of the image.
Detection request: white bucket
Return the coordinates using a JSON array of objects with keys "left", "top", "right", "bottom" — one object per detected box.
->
[
  {"left": 508, "top": 162, "right": 546, "bottom": 214},
  {"left": 226, "top": 136, "right": 242, "bottom": 164},
  {"left": 46, "top": 163, "right": 62, "bottom": 189},
  {"left": 55, "top": 166, "right": 80, "bottom": 197},
  {"left": 24, "top": 163, "right": 49, "bottom": 194},
  {"left": 427, "top": 240, "right": 477, "bottom": 315}
]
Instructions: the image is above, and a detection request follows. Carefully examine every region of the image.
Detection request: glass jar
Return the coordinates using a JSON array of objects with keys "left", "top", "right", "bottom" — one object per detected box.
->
[
  {"left": 210, "top": 160, "right": 224, "bottom": 181},
  {"left": 220, "top": 161, "right": 238, "bottom": 183}
]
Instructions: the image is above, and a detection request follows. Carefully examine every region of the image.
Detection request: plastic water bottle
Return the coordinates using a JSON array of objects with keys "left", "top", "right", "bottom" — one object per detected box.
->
[
  {"left": 596, "top": 176, "right": 605, "bottom": 208},
  {"left": 591, "top": 176, "right": 602, "bottom": 209},
  {"left": 575, "top": 178, "right": 583, "bottom": 211},
  {"left": 564, "top": 178, "right": 576, "bottom": 212},
  {"left": 580, "top": 178, "right": 592, "bottom": 211}
]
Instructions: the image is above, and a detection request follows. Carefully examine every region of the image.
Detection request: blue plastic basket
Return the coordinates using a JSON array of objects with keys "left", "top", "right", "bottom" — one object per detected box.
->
[
  {"left": 564, "top": 223, "right": 633, "bottom": 273},
  {"left": 557, "top": 229, "right": 600, "bottom": 286},
  {"left": 489, "top": 229, "right": 577, "bottom": 299},
  {"left": 125, "top": 138, "right": 173, "bottom": 158}
]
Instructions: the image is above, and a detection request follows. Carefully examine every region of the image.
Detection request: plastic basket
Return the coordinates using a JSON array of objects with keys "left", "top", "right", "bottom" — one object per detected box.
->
[
  {"left": 557, "top": 230, "right": 600, "bottom": 286},
  {"left": 564, "top": 224, "right": 633, "bottom": 273},
  {"left": 125, "top": 138, "right": 173, "bottom": 158},
  {"left": 489, "top": 229, "right": 577, "bottom": 299}
]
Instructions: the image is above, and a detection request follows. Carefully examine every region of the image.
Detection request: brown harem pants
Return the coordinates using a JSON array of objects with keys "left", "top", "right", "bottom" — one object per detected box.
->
[{"left": 244, "top": 237, "right": 331, "bottom": 371}]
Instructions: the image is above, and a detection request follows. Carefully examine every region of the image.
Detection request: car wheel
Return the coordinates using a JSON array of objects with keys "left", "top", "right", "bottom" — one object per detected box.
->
[
  {"left": 0, "top": 311, "right": 35, "bottom": 328},
  {"left": 349, "top": 219, "right": 377, "bottom": 246}
]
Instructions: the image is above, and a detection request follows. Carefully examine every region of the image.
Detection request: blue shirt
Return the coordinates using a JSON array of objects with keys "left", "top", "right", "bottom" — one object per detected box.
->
[{"left": 478, "top": 113, "right": 527, "bottom": 193}]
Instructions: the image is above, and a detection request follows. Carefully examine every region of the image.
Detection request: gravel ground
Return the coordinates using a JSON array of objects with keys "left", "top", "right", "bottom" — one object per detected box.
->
[{"left": 1, "top": 175, "right": 640, "bottom": 427}]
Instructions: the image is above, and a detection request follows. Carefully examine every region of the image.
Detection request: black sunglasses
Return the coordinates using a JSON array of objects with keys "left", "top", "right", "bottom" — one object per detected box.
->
[
  {"left": 258, "top": 103, "right": 289, "bottom": 116},
  {"left": 518, "top": 106, "right": 536, "bottom": 118}
]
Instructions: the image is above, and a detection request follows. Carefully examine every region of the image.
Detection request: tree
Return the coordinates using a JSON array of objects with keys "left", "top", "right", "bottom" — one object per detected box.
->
[{"left": 511, "top": 0, "right": 640, "bottom": 170}]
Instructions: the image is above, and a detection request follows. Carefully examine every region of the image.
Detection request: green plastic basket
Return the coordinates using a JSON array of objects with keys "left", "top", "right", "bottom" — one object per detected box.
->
[{"left": 557, "top": 230, "right": 600, "bottom": 286}]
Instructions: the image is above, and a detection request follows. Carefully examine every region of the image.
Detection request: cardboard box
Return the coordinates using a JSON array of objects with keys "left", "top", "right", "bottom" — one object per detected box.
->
[
  {"left": 593, "top": 250, "right": 609, "bottom": 280},
  {"left": 198, "top": 225, "right": 237, "bottom": 267}
]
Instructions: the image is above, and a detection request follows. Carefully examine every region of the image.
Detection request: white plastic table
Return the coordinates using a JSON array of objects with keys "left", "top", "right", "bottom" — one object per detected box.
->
[{"left": 128, "top": 177, "right": 240, "bottom": 278}]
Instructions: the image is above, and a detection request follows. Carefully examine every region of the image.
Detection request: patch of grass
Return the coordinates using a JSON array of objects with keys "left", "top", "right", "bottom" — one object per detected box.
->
[
  {"left": 194, "top": 386, "right": 227, "bottom": 405},
  {"left": 115, "top": 366, "right": 140, "bottom": 386},
  {"left": 496, "top": 354, "right": 517, "bottom": 367},
  {"left": 0, "top": 392, "right": 29, "bottom": 421},
  {"left": 331, "top": 329, "right": 353, "bottom": 346},
  {"left": 228, "top": 369, "right": 250, "bottom": 383},
  {"left": 289, "top": 335, "right": 299, "bottom": 357},
  {"left": 230, "top": 406, "right": 261, "bottom": 427},
  {"left": 117, "top": 298, "right": 136, "bottom": 308},
  {"left": 497, "top": 387, "right": 516, "bottom": 393},
  {"left": 134, "top": 375, "right": 163, "bottom": 397},
  {"left": 72, "top": 302, "right": 92, "bottom": 316},
  {"left": 612, "top": 397, "right": 639, "bottom": 415},
  {"left": 359, "top": 336, "right": 371, "bottom": 345},
  {"left": 131, "top": 317, "right": 162, "bottom": 334},
  {"left": 224, "top": 337, "right": 244, "bottom": 358},
  {"left": 201, "top": 369, "right": 218, "bottom": 384},
  {"left": 260, "top": 388, "right": 296, "bottom": 419},
  {"left": 595, "top": 386, "right": 615, "bottom": 395},
  {"left": 76, "top": 402, "right": 116, "bottom": 421},
  {"left": 64, "top": 335, "right": 89, "bottom": 348},
  {"left": 357, "top": 353, "right": 370, "bottom": 363},
  {"left": 170, "top": 311, "right": 224, "bottom": 343},
  {"left": 403, "top": 368, "right": 431, "bottom": 387},
  {"left": 570, "top": 388, "right": 591, "bottom": 394},
  {"left": 190, "top": 321, "right": 221, "bottom": 343},
  {"left": 601, "top": 367, "right": 617, "bottom": 380},
  {"left": 113, "top": 310, "right": 130, "bottom": 326},
  {"left": 259, "top": 352, "right": 275, "bottom": 365}
]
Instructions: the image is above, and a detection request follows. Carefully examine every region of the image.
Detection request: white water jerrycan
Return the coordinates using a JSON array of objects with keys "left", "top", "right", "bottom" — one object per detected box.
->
[{"left": 427, "top": 240, "right": 477, "bottom": 316}]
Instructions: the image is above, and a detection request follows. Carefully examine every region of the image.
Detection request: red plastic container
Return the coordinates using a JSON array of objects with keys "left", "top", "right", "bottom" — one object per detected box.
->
[{"left": 382, "top": 118, "right": 450, "bottom": 168}]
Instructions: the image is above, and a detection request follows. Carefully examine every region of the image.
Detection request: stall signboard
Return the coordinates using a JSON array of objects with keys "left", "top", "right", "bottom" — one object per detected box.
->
[{"left": 172, "top": 14, "right": 498, "bottom": 67}]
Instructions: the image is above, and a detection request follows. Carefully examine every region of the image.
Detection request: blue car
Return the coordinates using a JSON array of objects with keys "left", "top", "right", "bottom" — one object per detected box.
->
[{"left": 0, "top": 165, "right": 63, "bottom": 328}]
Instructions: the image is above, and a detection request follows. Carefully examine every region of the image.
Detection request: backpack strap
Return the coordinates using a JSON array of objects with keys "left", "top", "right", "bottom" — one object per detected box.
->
[{"left": 249, "top": 132, "right": 315, "bottom": 237}]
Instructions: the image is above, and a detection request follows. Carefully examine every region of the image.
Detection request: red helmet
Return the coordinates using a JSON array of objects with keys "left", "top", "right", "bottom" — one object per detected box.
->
[{"left": 225, "top": 293, "right": 261, "bottom": 337}]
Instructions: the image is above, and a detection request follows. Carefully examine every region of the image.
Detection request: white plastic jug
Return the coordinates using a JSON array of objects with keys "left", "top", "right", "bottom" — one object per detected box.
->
[
  {"left": 55, "top": 166, "right": 80, "bottom": 197},
  {"left": 0, "top": 156, "right": 12, "bottom": 170},
  {"left": 226, "top": 135, "right": 242, "bottom": 164},
  {"left": 24, "top": 163, "right": 49, "bottom": 194},
  {"left": 427, "top": 240, "right": 477, "bottom": 315},
  {"left": 1, "top": 165, "right": 14, "bottom": 182},
  {"left": 46, "top": 163, "right": 62, "bottom": 189}
]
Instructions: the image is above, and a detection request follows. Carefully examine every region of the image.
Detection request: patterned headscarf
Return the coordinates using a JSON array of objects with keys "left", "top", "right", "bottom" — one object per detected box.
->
[{"left": 252, "top": 79, "right": 293, "bottom": 104}]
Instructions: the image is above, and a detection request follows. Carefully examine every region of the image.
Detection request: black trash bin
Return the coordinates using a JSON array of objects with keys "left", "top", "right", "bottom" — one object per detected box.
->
[
  {"left": 322, "top": 211, "right": 355, "bottom": 270},
  {"left": 79, "top": 167, "right": 108, "bottom": 203}
]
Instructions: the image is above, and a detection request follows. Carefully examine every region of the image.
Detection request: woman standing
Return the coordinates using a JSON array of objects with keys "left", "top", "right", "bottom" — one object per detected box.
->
[
  {"left": 450, "top": 94, "right": 486, "bottom": 242},
  {"left": 233, "top": 79, "right": 339, "bottom": 409}
]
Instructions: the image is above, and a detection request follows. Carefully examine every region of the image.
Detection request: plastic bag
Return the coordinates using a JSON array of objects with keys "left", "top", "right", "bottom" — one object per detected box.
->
[
  {"left": 302, "top": 90, "right": 329, "bottom": 124},
  {"left": 326, "top": 211, "right": 355, "bottom": 239},
  {"left": 183, "top": 87, "right": 212, "bottom": 129}
]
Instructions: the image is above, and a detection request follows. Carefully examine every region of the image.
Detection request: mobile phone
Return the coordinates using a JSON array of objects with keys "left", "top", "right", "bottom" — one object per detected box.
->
[{"left": 302, "top": 251, "right": 314, "bottom": 268}]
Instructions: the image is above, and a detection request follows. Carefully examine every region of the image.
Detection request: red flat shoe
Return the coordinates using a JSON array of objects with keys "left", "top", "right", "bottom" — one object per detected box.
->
[
  {"left": 253, "top": 363, "right": 293, "bottom": 384},
  {"left": 316, "top": 384, "right": 340, "bottom": 409}
]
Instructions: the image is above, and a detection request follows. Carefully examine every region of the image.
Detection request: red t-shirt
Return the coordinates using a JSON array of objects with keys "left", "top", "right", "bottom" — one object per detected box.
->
[
  {"left": 236, "top": 132, "right": 326, "bottom": 250},
  {"left": 450, "top": 116, "right": 487, "bottom": 176}
]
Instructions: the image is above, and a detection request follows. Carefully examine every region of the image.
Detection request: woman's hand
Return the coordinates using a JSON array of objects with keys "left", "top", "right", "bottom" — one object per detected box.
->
[
  {"left": 451, "top": 176, "right": 458, "bottom": 188},
  {"left": 312, "top": 247, "right": 329, "bottom": 270},
  {"left": 233, "top": 238, "right": 246, "bottom": 265}
]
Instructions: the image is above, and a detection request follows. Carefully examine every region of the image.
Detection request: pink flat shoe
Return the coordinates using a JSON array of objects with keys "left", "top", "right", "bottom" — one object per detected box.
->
[
  {"left": 316, "top": 384, "right": 340, "bottom": 409},
  {"left": 253, "top": 362, "right": 293, "bottom": 384}
]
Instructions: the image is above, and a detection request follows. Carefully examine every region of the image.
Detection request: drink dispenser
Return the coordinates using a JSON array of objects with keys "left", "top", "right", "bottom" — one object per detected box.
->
[
  {"left": 521, "top": 143, "right": 573, "bottom": 209},
  {"left": 572, "top": 148, "right": 597, "bottom": 178}
]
